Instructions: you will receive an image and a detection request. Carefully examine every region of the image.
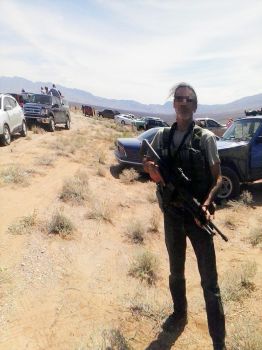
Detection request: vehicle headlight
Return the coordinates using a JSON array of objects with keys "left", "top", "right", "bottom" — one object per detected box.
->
[{"left": 41, "top": 108, "right": 48, "bottom": 115}]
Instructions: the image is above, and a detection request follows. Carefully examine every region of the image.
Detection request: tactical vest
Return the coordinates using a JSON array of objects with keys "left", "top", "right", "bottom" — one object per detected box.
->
[{"left": 158, "top": 123, "right": 212, "bottom": 206}]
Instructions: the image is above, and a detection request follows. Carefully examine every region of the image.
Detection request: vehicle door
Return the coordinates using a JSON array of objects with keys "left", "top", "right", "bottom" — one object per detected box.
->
[
  {"left": 51, "top": 96, "right": 63, "bottom": 123},
  {"left": 206, "top": 119, "right": 223, "bottom": 136},
  {"left": 3, "top": 97, "right": 16, "bottom": 132},
  {"left": 10, "top": 97, "right": 23, "bottom": 127},
  {"left": 249, "top": 121, "right": 262, "bottom": 179}
]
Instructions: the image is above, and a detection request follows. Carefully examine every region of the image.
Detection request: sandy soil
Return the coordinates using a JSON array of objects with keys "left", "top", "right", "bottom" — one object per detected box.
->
[{"left": 0, "top": 112, "right": 261, "bottom": 350}]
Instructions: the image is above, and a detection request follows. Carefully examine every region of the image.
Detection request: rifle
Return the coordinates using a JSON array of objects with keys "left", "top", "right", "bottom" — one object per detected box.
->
[{"left": 141, "top": 139, "right": 228, "bottom": 242}]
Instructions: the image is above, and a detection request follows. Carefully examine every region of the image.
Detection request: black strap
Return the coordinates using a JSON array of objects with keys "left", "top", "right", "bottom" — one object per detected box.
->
[{"left": 168, "top": 122, "right": 194, "bottom": 159}]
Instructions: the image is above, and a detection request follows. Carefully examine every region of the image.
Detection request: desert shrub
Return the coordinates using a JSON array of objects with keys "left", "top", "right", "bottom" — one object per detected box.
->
[
  {"left": 7, "top": 211, "right": 37, "bottom": 235},
  {"left": 59, "top": 171, "right": 89, "bottom": 205},
  {"left": 126, "top": 220, "right": 145, "bottom": 244},
  {"left": 149, "top": 209, "right": 161, "bottom": 232},
  {"left": 221, "top": 213, "right": 238, "bottom": 229},
  {"left": 48, "top": 211, "right": 74, "bottom": 237},
  {"left": 248, "top": 226, "right": 262, "bottom": 247},
  {"left": 221, "top": 261, "right": 257, "bottom": 302},
  {"left": 35, "top": 155, "right": 56, "bottom": 166},
  {"left": 96, "top": 166, "right": 106, "bottom": 177},
  {"left": 227, "top": 315, "right": 262, "bottom": 350},
  {"left": 0, "top": 165, "right": 36, "bottom": 185},
  {"left": 87, "top": 200, "right": 113, "bottom": 223},
  {"left": 129, "top": 251, "right": 158, "bottom": 285},
  {"left": 119, "top": 168, "right": 139, "bottom": 184},
  {"left": 31, "top": 125, "right": 45, "bottom": 134},
  {"left": 98, "top": 149, "right": 107, "bottom": 164},
  {"left": 240, "top": 190, "right": 254, "bottom": 206},
  {"left": 82, "top": 328, "right": 132, "bottom": 350}
]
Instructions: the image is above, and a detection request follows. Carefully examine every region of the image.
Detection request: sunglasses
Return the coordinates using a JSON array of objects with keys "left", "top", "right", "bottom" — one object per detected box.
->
[{"left": 174, "top": 96, "right": 195, "bottom": 103}]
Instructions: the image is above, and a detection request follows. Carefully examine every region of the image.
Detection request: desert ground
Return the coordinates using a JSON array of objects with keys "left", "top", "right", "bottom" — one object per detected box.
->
[{"left": 0, "top": 111, "right": 261, "bottom": 350}]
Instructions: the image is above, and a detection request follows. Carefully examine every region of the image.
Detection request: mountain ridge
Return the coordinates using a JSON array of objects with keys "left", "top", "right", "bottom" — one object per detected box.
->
[{"left": 0, "top": 76, "right": 261, "bottom": 120}]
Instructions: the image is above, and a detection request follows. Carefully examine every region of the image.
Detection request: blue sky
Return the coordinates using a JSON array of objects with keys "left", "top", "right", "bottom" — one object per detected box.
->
[{"left": 0, "top": 0, "right": 261, "bottom": 105}]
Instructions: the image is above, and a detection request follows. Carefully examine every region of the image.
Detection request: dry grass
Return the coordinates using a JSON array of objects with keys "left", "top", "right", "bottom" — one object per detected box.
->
[
  {"left": 129, "top": 251, "right": 159, "bottom": 285},
  {"left": 31, "top": 125, "right": 45, "bottom": 134},
  {"left": 247, "top": 217, "right": 262, "bottom": 247},
  {"left": 98, "top": 149, "right": 107, "bottom": 164},
  {"left": 34, "top": 155, "right": 56, "bottom": 167},
  {"left": 221, "top": 261, "right": 257, "bottom": 302},
  {"left": 0, "top": 165, "right": 36, "bottom": 185},
  {"left": 126, "top": 219, "right": 146, "bottom": 244},
  {"left": 96, "top": 166, "right": 106, "bottom": 177},
  {"left": 149, "top": 208, "right": 161, "bottom": 232},
  {"left": 221, "top": 212, "right": 239, "bottom": 230},
  {"left": 48, "top": 210, "right": 75, "bottom": 237},
  {"left": 87, "top": 199, "right": 113, "bottom": 223},
  {"left": 82, "top": 328, "right": 132, "bottom": 350},
  {"left": 7, "top": 211, "right": 38, "bottom": 235},
  {"left": 52, "top": 133, "right": 88, "bottom": 157},
  {"left": 59, "top": 171, "right": 90, "bottom": 205},
  {"left": 119, "top": 168, "right": 139, "bottom": 184},
  {"left": 227, "top": 315, "right": 262, "bottom": 350}
]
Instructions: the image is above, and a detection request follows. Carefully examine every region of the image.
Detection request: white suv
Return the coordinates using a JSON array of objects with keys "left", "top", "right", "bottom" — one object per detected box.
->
[{"left": 0, "top": 93, "right": 27, "bottom": 146}]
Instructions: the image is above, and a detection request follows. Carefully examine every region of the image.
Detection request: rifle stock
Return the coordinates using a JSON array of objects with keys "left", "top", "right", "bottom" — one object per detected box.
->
[{"left": 141, "top": 139, "right": 228, "bottom": 242}]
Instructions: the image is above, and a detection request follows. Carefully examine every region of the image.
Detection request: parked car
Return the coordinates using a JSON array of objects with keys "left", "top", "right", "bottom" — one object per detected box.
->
[
  {"left": 216, "top": 116, "right": 262, "bottom": 199},
  {"left": 114, "top": 114, "right": 146, "bottom": 130},
  {"left": 114, "top": 127, "right": 162, "bottom": 171},
  {"left": 144, "top": 117, "right": 169, "bottom": 130},
  {"left": 0, "top": 93, "right": 27, "bottom": 146},
  {"left": 98, "top": 109, "right": 120, "bottom": 119},
  {"left": 23, "top": 94, "right": 71, "bottom": 131},
  {"left": 195, "top": 118, "right": 227, "bottom": 137},
  {"left": 82, "top": 105, "right": 95, "bottom": 117},
  {"left": 115, "top": 114, "right": 136, "bottom": 125}
]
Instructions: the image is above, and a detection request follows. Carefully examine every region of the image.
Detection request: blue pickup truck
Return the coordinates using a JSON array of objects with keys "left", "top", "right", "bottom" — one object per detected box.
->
[{"left": 217, "top": 116, "right": 262, "bottom": 200}]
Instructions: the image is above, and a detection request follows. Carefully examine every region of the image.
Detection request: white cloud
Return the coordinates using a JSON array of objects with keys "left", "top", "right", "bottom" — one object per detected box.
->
[{"left": 0, "top": 0, "right": 261, "bottom": 104}]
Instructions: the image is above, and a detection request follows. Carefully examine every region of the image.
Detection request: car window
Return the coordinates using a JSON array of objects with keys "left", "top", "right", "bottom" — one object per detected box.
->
[
  {"left": 4, "top": 97, "right": 13, "bottom": 110},
  {"left": 30, "top": 94, "right": 52, "bottom": 105},
  {"left": 222, "top": 120, "right": 262, "bottom": 140},
  {"left": 8, "top": 97, "right": 17, "bottom": 108},
  {"left": 207, "top": 120, "right": 219, "bottom": 127}
]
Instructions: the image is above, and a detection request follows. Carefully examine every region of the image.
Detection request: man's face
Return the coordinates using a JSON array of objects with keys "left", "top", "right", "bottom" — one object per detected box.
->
[{"left": 173, "top": 87, "right": 197, "bottom": 120}]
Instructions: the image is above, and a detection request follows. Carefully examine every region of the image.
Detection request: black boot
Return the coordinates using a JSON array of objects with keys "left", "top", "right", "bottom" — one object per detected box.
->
[
  {"left": 213, "top": 343, "right": 227, "bottom": 350},
  {"left": 162, "top": 311, "right": 188, "bottom": 332}
]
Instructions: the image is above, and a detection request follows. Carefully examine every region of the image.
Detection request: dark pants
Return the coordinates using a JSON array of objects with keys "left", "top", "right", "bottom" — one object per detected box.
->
[{"left": 163, "top": 205, "right": 226, "bottom": 346}]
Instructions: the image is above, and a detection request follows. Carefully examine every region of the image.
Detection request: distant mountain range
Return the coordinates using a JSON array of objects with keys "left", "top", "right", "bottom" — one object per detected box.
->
[{"left": 0, "top": 76, "right": 261, "bottom": 122}]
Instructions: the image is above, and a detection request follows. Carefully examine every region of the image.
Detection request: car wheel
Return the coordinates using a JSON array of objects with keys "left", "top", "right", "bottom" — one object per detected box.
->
[
  {"left": 121, "top": 120, "right": 125, "bottom": 125},
  {"left": 49, "top": 118, "right": 55, "bottom": 132},
  {"left": 217, "top": 166, "right": 240, "bottom": 200},
  {"left": 1, "top": 124, "right": 11, "bottom": 146},
  {"left": 20, "top": 121, "right": 27, "bottom": 137},
  {"left": 65, "top": 117, "right": 70, "bottom": 130}
]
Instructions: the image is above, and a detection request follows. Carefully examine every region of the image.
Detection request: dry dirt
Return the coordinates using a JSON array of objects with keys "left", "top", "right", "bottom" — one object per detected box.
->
[{"left": 0, "top": 112, "right": 261, "bottom": 350}]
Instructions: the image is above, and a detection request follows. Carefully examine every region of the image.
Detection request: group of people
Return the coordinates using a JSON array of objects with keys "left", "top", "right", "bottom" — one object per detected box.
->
[
  {"left": 40, "top": 84, "right": 62, "bottom": 99},
  {"left": 144, "top": 82, "right": 227, "bottom": 350}
]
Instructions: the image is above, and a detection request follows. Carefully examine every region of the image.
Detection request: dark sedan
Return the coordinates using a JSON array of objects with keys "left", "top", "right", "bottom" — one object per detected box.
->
[{"left": 114, "top": 127, "right": 162, "bottom": 171}]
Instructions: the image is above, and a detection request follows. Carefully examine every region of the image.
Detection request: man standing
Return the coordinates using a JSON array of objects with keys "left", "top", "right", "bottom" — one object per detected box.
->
[{"left": 143, "top": 83, "right": 226, "bottom": 350}]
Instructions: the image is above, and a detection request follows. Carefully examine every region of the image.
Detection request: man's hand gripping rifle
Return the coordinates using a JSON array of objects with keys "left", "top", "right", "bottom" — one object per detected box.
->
[{"left": 141, "top": 139, "right": 228, "bottom": 242}]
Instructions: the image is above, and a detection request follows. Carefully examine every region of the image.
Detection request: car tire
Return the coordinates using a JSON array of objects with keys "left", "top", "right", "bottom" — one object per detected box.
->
[
  {"left": 217, "top": 166, "right": 240, "bottom": 200},
  {"left": 20, "top": 121, "right": 27, "bottom": 137},
  {"left": 65, "top": 117, "right": 70, "bottom": 130},
  {"left": 121, "top": 120, "right": 125, "bottom": 125},
  {"left": 49, "top": 118, "right": 55, "bottom": 132},
  {"left": 1, "top": 124, "right": 11, "bottom": 146}
]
